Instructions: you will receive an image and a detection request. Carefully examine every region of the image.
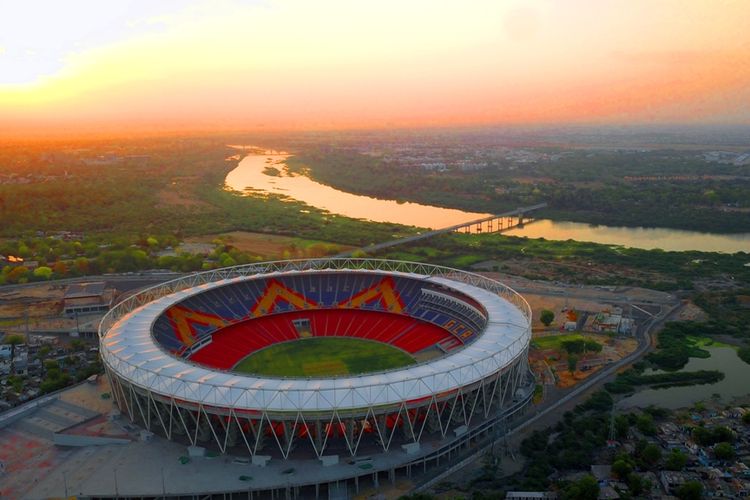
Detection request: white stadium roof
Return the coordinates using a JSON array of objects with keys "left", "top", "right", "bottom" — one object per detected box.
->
[{"left": 100, "top": 266, "right": 530, "bottom": 413}]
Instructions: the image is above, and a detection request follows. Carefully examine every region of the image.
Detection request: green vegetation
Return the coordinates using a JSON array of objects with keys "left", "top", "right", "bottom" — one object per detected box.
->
[
  {"left": 693, "top": 289, "right": 750, "bottom": 339},
  {"left": 640, "top": 443, "right": 663, "bottom": 468},
  {"left": 540, "top": 309, "right": 554, "bottom": 326},
  {"left": 0, "top": 138, "right": 414, "bottom": 248},
  {"left": 676, "top": 480, "right": 703, "bottom": 500},
  {"left": 560, "top": 474, "right": 599, "bottom": 500},
  {"left": 606, "top": 368, "right": 723, "bottom": 394},
  {"left": 646, "top": 322, "right": 713, "bottom": 370},
  {"left": 289, "top": 147, "right": 750, "bottom": 233},
  {"left": 40, "top": 360, "right": 72, "bottom": 394},
  {"left": 713, "top": 441, "right": 735, "bottom": 460},
  {"left": 376, "top": 232, "right": 750, "bottom": 290},
  {"left": 691, "top": 425, "right": 735, "bottom": 446},
  {"left": 665, "top": 448, "right": 688, "bottom": 471},
  {"left": 232, "top": 338, "right": 415, "bottom": 377},
  {"left": 561, "top": 338, "right": 602, "bottom": 355},
  {"left": 2, "top": 334, "right": 24, "bottom": 370},
  {"left": 567, "top": 355, "right": 578, "bottom": 376},
  {"left": 738, "top": 347, "right": 750, "bottom": 365},
  {"left": 532, "top": 333, "right": 590, "bottom": 351},
  {"left": 516, "top": 391, "right": 612, "bottom": 489}
]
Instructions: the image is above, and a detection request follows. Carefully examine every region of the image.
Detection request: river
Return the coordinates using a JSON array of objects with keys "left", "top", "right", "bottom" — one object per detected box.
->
[
  {"left": 225, "top": 151, "right": 492, "bottom": 228},
  {"left": 504, "top": 219, "right": 750, "bottom": 253},
  {"left": 225, "top": 151, "right": 750, "bottom": 253},
  {"left": 618, "top": 347, "right": 750, "bottom": 409}
]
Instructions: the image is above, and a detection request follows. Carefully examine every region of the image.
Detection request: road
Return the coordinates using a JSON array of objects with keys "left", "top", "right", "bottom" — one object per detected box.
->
[{"left": 415, "top": 298, "right": 683, "bottom": 493}]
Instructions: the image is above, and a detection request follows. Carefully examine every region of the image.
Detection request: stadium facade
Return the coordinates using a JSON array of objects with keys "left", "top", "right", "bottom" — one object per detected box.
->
[{"left": 99, "top": 259, "right": 533, "bottom": 467}]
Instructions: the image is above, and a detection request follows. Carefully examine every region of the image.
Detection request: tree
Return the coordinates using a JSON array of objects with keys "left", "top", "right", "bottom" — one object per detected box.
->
[
  {"left": 6, "top": 265, "right": 29, "bottom": 283},
  {"left": 743, "top": 412, "right": 750, "bottom": 425},
  {"left": 561, "top": 475, "right": 599, "bottom": 500},
  {"left": 584, "top": 340, "right": 603, "bottom": 353},
  {"left": 676, "top": 480, "right": 702, "bottom": 500},
  {"left": 636, "top": 413, "right": 657, "bottom": 435},
  {"left": 74, "top": 257, "right": 90, "bottom": 275},
  {"left": 567, "top": 355, "right": 578, "bottom": 377},
  {"left": 665, "top": 448, "right": 687, "bottom": 471},
  {"left": 562, "top": 339, "right": 585, "bottom": 354},
  {"left": 32, "top": 266, "right": 53, "bottom": 280},
  {"left": 52, "top": 260, "right": 68, "bottom": 276},
  {"left": 640, "top": 443, "right": 662, "bottom": 469},
  {"left": 3, "top": 334, "right": 24, "bottom": 373},
  {"left": 70, "top": 339, "right": 85, "bottom": 352},
  {"left": 713, "top": 442, "right": 735, "bottom": 461},
  {"left": 612, "top": 458, "right": 633, "bottom": 479},
  {"left": 540, "top": 309, "right": 555, "bottom": 326},
  {"left": 614, "top": 414, "right": 631, "bottom": 439},
  {"left": 627, "top": 472, "right": 646, "bottom": 496}
]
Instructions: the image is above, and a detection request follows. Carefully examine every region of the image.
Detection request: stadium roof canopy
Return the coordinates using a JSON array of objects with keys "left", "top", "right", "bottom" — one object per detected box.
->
[{"left": 100, "top": 263, "right": 530, "bottom": 413}]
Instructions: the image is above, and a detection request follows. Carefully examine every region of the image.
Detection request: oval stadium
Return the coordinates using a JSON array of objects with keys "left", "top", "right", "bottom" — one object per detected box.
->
[{"left": 99, "top": 258, "right": 534, "bottom": 492}]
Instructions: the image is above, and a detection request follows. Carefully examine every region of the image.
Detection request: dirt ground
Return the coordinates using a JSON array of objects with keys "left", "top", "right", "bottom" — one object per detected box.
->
[
  {"left": 676, "top": 301, "right": 707, "bottom": 321},
  {"left": 0, "top": 284, "right": 64, "bottom": 319},
  {"left": 184, "top": 231, "right": 354, "bottom": 259},
  {"left": 495, "top": 257, "right": 673, "bottom": 287},
  {"left": 524, "top": 294, "right": 609, "bottom": 330},
  {"left": 157, "top": 176, "right": 212, "bottom": 209},
  {"left": 529, "top": 331, "right": 637, "bottom": 389}
]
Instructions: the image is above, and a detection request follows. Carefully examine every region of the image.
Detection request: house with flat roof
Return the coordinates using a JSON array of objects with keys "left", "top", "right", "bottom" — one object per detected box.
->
[{"left": 63, "top": 282, "right": 114, "bottom": 316}]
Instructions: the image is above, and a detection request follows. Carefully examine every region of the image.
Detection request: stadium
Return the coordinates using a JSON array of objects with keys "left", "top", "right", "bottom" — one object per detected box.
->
[{"left": 99, "top": 258, "right": 533, "bottom": 492}]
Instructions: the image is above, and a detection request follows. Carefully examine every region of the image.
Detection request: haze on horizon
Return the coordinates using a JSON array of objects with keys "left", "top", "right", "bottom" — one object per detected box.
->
[{"left": 1, "top": 0, "right": 749, "bottom": 137}]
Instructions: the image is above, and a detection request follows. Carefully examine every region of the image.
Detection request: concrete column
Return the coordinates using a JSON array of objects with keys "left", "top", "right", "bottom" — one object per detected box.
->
[{"left": 315, "top": 420, "right": 323, "bottom": 453}]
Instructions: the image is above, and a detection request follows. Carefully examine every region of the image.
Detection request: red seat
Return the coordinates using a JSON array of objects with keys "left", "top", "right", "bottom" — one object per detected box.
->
[{"left": 188, "top": 308, "right": 461, "bottom": 369}]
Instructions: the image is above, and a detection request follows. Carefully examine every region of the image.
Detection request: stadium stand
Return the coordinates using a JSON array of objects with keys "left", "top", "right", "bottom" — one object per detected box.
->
[
  {"left": 187, "top": 308, "right": 457, "bottom": 370},
  {"left": 151, "top": 272, "right": 489, "bottom": 369}
]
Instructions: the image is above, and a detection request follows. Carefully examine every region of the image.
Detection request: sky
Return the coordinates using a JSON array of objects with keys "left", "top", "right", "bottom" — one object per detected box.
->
[{"left": 1, "top": 0, "right": 749, "bottom": 136}]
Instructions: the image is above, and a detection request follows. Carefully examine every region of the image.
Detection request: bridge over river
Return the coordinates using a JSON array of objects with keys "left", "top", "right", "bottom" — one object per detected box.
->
[{"left": 338, "top": 202, "right": 547, "bottom": 257}]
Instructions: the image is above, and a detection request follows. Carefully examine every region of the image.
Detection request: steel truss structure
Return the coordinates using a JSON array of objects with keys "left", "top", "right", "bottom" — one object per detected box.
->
[{"left": 100, "top": 259, "right": 533, "bottom": 459}]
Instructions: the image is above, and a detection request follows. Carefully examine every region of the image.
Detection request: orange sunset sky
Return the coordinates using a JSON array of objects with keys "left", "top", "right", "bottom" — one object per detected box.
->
[{"left": 1, "top": 0, "right": 749, "bottom": 136}]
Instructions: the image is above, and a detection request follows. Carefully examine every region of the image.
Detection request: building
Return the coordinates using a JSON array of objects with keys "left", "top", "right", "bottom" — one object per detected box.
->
[
  {"left": 506, "top": 493, "right": 557, "bottom": 500},
  {"left": 99, "top": 259, "right": 535, "bottom": 497},
  {"left": 63, "top": 282, "right": 114, "bottom": 316}
]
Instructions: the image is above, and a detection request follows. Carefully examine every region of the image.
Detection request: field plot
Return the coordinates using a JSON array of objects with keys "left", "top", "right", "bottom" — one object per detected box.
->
[
  {"left": 183, "top": 231, "right": 353, "bottom": 259},
  {"left": 233, "top": 337, "right": 415, "bottom": 377}
]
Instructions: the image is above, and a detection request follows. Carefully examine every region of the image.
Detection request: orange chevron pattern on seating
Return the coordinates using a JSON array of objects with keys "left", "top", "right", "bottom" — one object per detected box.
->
[
  {"left": 338, "top": 276, "right": 404, "bottom": 313},
  {"left": 166, "top": 276, "right": 407, "bottom": 346},
  {"left": 165, "top": 306, "right": 229, "bottom": 346}
]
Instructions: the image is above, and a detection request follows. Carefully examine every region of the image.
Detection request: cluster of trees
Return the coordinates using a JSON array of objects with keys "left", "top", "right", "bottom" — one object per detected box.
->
[
  {"left": 290, "top": 147, "right": 750, "bottom": 233},
  {"left": 646, "top": 322, "right": 716, "bottom": 370},
  {"left": 561, "top": 338, "right": 602, "bottom": 355},
  {"left": 606, "top": 367, "right": 724, "bottom": 394},
  {"left": 378, "top": 232, "right": 750, "bottom": 292},
  {"left": 0, "top": 232, "right": 355, "bottom": 285},
  {"left": 691, "top": 424, "right": 735, "bottom": 446},
  {"left": 691, "top": 425, "right": 737, "bottom": 461},
  {"left": 0, "top": 138, "right": 417, "bottom": 255},
  {"left": 512, "top": 392, "right": 676, "bottom": 498},
  {"left": 516, "top": 391, "right": 612, "bottom": 489},
  {"left": 694, "top": 289, "right": 750, "bottom": 342}
]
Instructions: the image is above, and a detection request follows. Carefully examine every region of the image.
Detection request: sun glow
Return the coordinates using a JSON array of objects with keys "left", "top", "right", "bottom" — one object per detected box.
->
[{"left": 1, "top": 0, "right": 749, "bottom": 136}]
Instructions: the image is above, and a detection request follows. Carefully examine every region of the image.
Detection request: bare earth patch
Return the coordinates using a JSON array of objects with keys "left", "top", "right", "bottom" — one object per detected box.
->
[{"left": 184, "top": 231, "right": 354, "bottom": 259}]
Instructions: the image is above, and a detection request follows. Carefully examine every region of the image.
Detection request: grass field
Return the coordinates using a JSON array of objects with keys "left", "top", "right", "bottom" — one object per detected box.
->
[
  {"left": 233, "top": 338, "right": 416, "bottom": 377},
  {"left": 531, "top": 333, "right": 589, "bottom": 351}
]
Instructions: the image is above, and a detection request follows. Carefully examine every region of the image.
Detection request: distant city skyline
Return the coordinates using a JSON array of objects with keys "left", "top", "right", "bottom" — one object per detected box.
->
[{"left": 1, "top": 0, "right": 749, "bottom": 137}]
